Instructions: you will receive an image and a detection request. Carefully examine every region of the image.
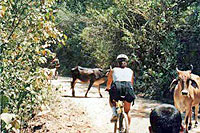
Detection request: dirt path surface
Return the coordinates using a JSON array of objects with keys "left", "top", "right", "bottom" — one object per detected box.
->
[{"left": 28, "top": 77, "right": 200, "bottom": 133}]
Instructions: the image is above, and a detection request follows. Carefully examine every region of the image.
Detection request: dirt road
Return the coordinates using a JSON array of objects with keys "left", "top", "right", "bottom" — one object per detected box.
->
[{"left": 28, "top": 77, "right": 200, "bottom": 133}]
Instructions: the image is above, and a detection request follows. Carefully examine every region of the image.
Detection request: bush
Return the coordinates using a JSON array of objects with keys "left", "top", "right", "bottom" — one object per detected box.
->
[{"left": 0, "top": 0, "right": 65, "bottom": 131}]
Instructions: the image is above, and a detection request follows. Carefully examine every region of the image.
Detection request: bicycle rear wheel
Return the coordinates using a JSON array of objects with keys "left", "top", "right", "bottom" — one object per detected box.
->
[{"left": 119, "top": 113, "right": 129, "bottom": 133}]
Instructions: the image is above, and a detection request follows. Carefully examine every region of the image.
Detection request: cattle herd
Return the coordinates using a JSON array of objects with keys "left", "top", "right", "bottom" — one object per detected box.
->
[{"left": 43, "top": 63, "right": 200, "bottom": 132}]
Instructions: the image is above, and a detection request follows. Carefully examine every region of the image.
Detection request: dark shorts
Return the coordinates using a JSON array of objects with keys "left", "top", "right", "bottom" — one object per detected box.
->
[{"left": 109, "top": 81, "right": 136, "bottom": 103}]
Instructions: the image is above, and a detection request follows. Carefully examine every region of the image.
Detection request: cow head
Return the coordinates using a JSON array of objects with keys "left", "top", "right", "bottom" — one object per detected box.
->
[
  {"left": 170, "top": 65, "right": 198, "bottom": 99},
  {"left": 177, "top": 67, "right": 192, "bottom": 96},
  {"left": 95, "top": 68, "right": 110, "bottom": 79},
  {"left": 105, "top": 66, "right": 113, "bottom": 76}
]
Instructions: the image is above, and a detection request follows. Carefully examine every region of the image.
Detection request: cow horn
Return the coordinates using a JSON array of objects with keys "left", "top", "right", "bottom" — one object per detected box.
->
[
  {"left": 190, "top": 64, "right": 193, "bottom": 71},
  {"left": 176, "top": 67, "right": 180, "bottom": 73}
]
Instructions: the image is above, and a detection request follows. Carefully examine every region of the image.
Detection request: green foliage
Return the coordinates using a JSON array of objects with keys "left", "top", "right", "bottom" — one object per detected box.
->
[
  {"left": 0, "top": 0, "right": 65, "bottom": 131},
  {"left": 64, "top": 0, "right": 115, "bottom": 14},
  {"left": 55, "top": 8, "right": 90, "bottom": 74}
]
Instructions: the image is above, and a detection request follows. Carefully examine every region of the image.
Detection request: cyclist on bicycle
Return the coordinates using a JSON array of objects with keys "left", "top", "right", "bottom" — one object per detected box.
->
[{"left": 106, "top": 54, "right": 136, "bottom": 128}]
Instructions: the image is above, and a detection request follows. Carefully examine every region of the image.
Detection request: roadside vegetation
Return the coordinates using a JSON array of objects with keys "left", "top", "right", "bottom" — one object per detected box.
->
[
  {"left": 0, "top": 0, "right": 65, "bottom": 132},
  {"left": 0, "top": 0, "right": 200, "bottom": 132}
]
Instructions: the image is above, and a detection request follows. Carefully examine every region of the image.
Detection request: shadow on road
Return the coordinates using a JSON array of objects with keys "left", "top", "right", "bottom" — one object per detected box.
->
[
  {"left": 130, "top": 98, "right": 162, "bottom": 118},
  {"left": 62, "top": 95, "right": 104, "bottom": 99},
  {"left": 131, "top": 108, "right": 150, "bottom": 118}
]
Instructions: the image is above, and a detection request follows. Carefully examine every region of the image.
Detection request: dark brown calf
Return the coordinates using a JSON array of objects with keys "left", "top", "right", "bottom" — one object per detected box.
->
[{"left": 71, "top": 66, "right": 108, "bottom": 97}]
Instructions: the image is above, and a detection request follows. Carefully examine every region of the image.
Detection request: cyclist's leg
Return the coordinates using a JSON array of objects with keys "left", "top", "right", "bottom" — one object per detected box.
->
[
  {"left": 109, "top": 96, "right": 116, "bottom": 106},
  {"left": 124, "top": 92, "right": 135, "bottom": 127},
  {"left": 124, "top": 101, "right": 131, "bottom": 126},
  {"left": 109, "top": 84, "right": 121, "bottom": 122},
  {"left": 109, "top": 94, "right": 118, "bottom": 122}
]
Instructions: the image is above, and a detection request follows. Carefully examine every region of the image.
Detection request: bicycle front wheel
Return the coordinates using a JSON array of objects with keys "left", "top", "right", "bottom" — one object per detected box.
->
[{"left": 119, "top": 113, "right": 129, "bottom": 133}]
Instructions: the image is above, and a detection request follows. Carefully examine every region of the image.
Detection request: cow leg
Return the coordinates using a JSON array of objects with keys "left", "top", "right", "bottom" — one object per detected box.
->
[
  {"left": 98, "top": 85, "right": 103, "bottom": 98},
  {"left": 188, "top": 110, "right": 192, "bottom": 130},
  {"left": 185, "top": 114, "right": 189, "bottom": 132},
  {"left": 85, "top": 80, "right": 94, "bottom": 97},
  {"left": 71, "top": 78, "right": 77, "bottom": 97},
  {"left": 185, "top": 108, "right": 192, "bottom": 132},
  {"left": 194, "top": 104, "right": 199, "bottom": 127}
]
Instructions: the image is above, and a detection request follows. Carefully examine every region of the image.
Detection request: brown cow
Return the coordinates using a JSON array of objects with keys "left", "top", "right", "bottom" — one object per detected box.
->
[
  {"left": 71, "top": 66, "right": 108, "bottom": 97},
  {"left": 170, "top": 67, "right": 199, "bottom": 132}
]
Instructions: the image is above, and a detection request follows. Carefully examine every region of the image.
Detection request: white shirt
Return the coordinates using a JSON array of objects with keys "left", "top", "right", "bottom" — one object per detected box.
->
[{"left": 112, "top": 67, "right": 133, "bottom": 82}]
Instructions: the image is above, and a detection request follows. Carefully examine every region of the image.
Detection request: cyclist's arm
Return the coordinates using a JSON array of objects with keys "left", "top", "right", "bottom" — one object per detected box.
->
[
  {"left": 131, "top": 71, "right": 134, "bottom": 86},
  {"left": 106, "top": 70, "right": 113, "bottom": 91}
]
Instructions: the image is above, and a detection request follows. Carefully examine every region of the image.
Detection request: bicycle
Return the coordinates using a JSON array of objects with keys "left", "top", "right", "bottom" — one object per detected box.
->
[{"left": 113, "top": 99, "right": 129, "bottom": 133}]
